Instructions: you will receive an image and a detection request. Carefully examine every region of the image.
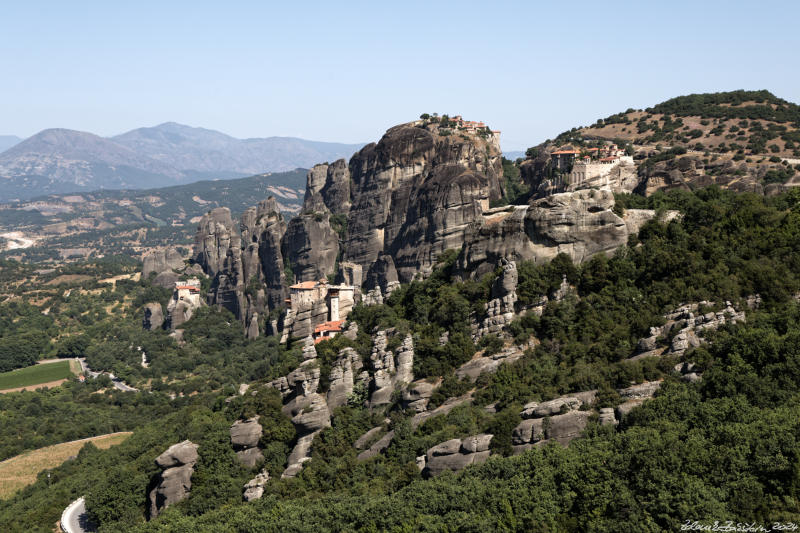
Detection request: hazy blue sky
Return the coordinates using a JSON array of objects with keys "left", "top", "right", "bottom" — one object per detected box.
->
[{"left": 2, "top": 0, "right": 799, "bottom": 150}]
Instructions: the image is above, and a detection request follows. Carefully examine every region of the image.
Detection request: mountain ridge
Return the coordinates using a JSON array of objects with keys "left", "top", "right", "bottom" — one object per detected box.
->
[{"left": 0, "top": 123, "right": 364, "bottom": 201}]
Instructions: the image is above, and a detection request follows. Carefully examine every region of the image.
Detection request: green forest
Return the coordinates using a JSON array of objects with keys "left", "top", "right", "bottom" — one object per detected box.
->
[{"left": 0, "top": 186, "right": 799, "bottom": 531}]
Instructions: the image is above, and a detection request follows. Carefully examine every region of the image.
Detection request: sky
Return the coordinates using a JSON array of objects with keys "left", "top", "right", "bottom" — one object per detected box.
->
[{"left": 1, "top": 0, "right": 799, "bottom": 151}]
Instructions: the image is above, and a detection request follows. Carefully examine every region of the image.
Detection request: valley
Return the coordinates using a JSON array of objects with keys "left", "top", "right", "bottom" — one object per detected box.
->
[{"left": 0, "top": 169, "right": 306, "bottom": 263}]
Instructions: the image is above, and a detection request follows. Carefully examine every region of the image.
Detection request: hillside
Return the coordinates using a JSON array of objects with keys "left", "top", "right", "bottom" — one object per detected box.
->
[
  {"left": 2, "top": 113, "right": 800, "bottom": 533},
  {"left": 565, "top": 90, "right": 800, "bottom": 158},
  {"left": 0, "top": 186, "right": 799, "bottom": 531},
  {"left": 0, "top": 169, "right": 306, "bottom": 263},
  {"left": 517, "top": 91, "right": 800, "bottom": 200},
  {"left": 0, "top": 123, "right": 363, "bottom": 202}
]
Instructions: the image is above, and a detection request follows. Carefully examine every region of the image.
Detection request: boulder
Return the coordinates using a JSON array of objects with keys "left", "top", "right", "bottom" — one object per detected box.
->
[
  {"left": 599, "top": 407, "right": 617, "bottom": 426},
  {"left": 460, "top": 434, "right": 493, "bottom": 453},
  {"left": 327, "top": 347, "right": 363, "bottom": 411},
  {"left": 142, "top": 247, "right": 184, "bottom": 277},
  {"left": 154, "top": 440, "right": 199, "bottom": 468},
  {"left": 457, "top": 189, "right": 652, "bottom": 279},
  {"left": 422, "top": 434, "right": 493, "bottom": 477},
  {"left": 230, "top": 417, "right": 262, "bottom": 449},
  {"left": 236, "top": 447, "right": 264, "bottom": 469},
  {"left": 523, "top": 397, "right": 580, "bottom": 418},
  {"left": 153, "top": 271, "right": 180, "bottom": 290},
  {"left": 149, "top": 441, "right": 199, "bottom": 519},
  {"left": 143, "top": 302, "right": 164, "bottom": 331},
  {"left": 243, "top": 470, "right": 269, "bottom": 502}
]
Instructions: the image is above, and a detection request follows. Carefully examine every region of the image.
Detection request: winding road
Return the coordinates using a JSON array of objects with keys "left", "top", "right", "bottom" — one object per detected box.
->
[
  {"left": 78, "top": 358, "right": 137, "bottom": 392},
  {"left": 61, "top": 497, "right": 96, "bottom": 533}
]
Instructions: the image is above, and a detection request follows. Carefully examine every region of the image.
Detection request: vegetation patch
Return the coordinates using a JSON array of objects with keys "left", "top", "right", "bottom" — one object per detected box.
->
[
  {"left": 0, "top": 361, "right": 74, "bottom": 392},
  {"left": 0, "top": 432, "right": 130, "bottom": 499}
]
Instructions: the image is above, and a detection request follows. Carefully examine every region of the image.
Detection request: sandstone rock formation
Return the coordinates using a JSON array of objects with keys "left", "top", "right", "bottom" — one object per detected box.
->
[
  {"left": 142, "top": 247, "right": 184, "bottom": 278},
  {"left": 192, "top": 120, "right": 504, "bottom": 335},
  {"left": 243, "top": 470, "right": 270, "bottom": 502},
  {"left": 632, "top": 301, "right": 746, "bottom": 359},
  {"left": 615, "top": 381, "right": 662, "bottom": 421},
  {"left": 150, "top": 271, "right": 178, "bottom": 290},
  {"left": 474, "top": 259, "right": 517, "bottom": 338},
  {"left": 230, "top": 417, "right": 263, "bottom": 468},
  {"left": 457, "top": 190, "right": 656, "bottom": 278},
  {"left": 401, "top": 380, "right": 434, "bottom": 412},
  {"left": 520, "top": 146, "right": 775, "bottom": 201},
  {"left": 421, "top": 434, "right": 493, "bottom": 477},
  {"left": 283, "top": 199, "right": 340, "bottom": 282},
  {"left": 635, "top": 155, "right": 766, "bottom": 197},
  {"left": 149, "top": 440, "right": 199, "bottom": 519},
  {"left": 194, "top": 200, "right": 288, "bottom": 337},
  {"left": 326, "top": 347, "right": 363, "bottom": 411},
  {"left": 263, "top": 339, "right": 332, "bottom": 478},
  {"left": 142, "top": 302, "right": 164, "bottom": 331},
  {"left": 368, "top": 331, "right": 415, "bottom": 408},
  {"left": 511, "top": 392, "right": 598, "bottom": 453}
]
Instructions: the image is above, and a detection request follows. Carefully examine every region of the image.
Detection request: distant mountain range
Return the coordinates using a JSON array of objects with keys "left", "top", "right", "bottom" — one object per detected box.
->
[{"left": 0, "top": 123, "right": 364, "bottom": 201}]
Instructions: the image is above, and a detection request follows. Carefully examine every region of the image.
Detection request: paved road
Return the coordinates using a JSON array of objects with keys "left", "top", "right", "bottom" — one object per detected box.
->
[
  {"left": 61, "top": 497, "right": 96, "bottom": 533},
  {"left": 78, "top": 358, "right": 137, "bottom": 392}
]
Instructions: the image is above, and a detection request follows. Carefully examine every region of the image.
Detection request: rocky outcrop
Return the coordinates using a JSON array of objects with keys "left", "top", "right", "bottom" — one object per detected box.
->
[
  {"left": 341, "top": 122, "right": 503, "bottom": 285},
  {"left": 192, "top": 120, "right": 503, "bottom": 333},
  {"left": 194, "top": 207, "right": 238, "bottom": 278},
  {"left": 165, "top": 301, "right": 195, "bottom": 330},
  {"left": 143, "top": 302, "right": 164, "bottom": 331},
  {"left": 304, "top": 160, "right": 351, "bottom": 216},
  {"left": 194, "top": 200, "right": 288, "bottom": 336},
  {"left": 615, "top": 380, "right": 662, "bottom": 421},
  {"left": 474, "top": 259, "right": 517, "bottom": 338},
  {"left": 512, "top": 410, "right": 592, "bottom": 453},
  {"left": 401, "top": 380, "right": 435, "bottom": 412},
  {"left": 511, "top": 392, "right": 598, "bottom": 453},
  {"left": 368, "top": 331, "right": 415, "bottom": 407},
  {"left": 230, "top": 417, "right": 263, "bottom": 468},
  {"left": 152, "top": 271, "right": 180, "bottom": 290},
  {"left": 271, "top": 344, "right": 332, "bottom": 477},
  {"left": 455, "top": 344, "right": 527, "bottom": 381},
  {"left": 148, "top": 440, "right": 199, "bottom": 519},
  {"left": 283, "top": 200, "right": 339, "bottom": 282},
  {"left": 239, "top": 198, "right": 288, "bottom": 314},
  {"left": 246, "top": 314, "right": 259, "bottom": 340},
  {"left": 635, "top": 155, "right": 766, "bottom": 197},
  {"left": 457, "top": 190, "right": 656, "bottom": 278},
  {"left": 420, "top": 434, "right": 493, "bottom": 477},
  {"left": 243, "top": 470, "right": 270, "bottom": 502},
  {"left": 633, "top": 301, "right": 746, "bottom": 358},
  {"left": 326, "top": 347, "right": 364, "bottom": 411},
  {"left": 142, "top": 247, "right": 184, "bottom": 278}
]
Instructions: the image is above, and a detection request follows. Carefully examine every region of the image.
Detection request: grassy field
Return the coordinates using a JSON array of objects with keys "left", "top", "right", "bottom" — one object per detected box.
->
[
  {"left": 0, "top": 432, "right": 132, "bottom": 498},
  {"left": 0, "top": 360, "right": 75, "bottom": 391}
]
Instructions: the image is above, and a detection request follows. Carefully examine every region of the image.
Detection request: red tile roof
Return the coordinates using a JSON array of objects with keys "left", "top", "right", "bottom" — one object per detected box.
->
[
  {"left": 290, "top": 281, "right": 317, "bottom": 290},
  {"left": 314, "top": 320, "right": 344, "bottom": 334}
]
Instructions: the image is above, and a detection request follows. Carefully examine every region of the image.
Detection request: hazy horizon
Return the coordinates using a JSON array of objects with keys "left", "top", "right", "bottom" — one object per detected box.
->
[{"left": 3, "top": 1, "right": 799, "bottom": 151}]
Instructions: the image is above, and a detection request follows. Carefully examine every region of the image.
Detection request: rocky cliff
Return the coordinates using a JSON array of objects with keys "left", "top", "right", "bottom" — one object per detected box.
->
[
  {"left": 456, "top": 189, "right": 658, "bottom": 278},
  {"left": 194, "top": 118, "right": 505, "bottom": 333},
  {"left": 193, "top": 198, "right": 288, "bottom": 335},
  {"left": 148, "top": 440, "right": 199, "bottom": 519}
]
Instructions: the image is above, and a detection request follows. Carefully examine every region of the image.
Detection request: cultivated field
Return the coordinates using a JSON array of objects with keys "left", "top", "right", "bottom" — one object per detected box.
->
[
  {"left": 0, "top": 432, "right": 132, "bottom": 498},
  {"left": 0, "top": 360, "right": 76, "bottom": 392}
]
